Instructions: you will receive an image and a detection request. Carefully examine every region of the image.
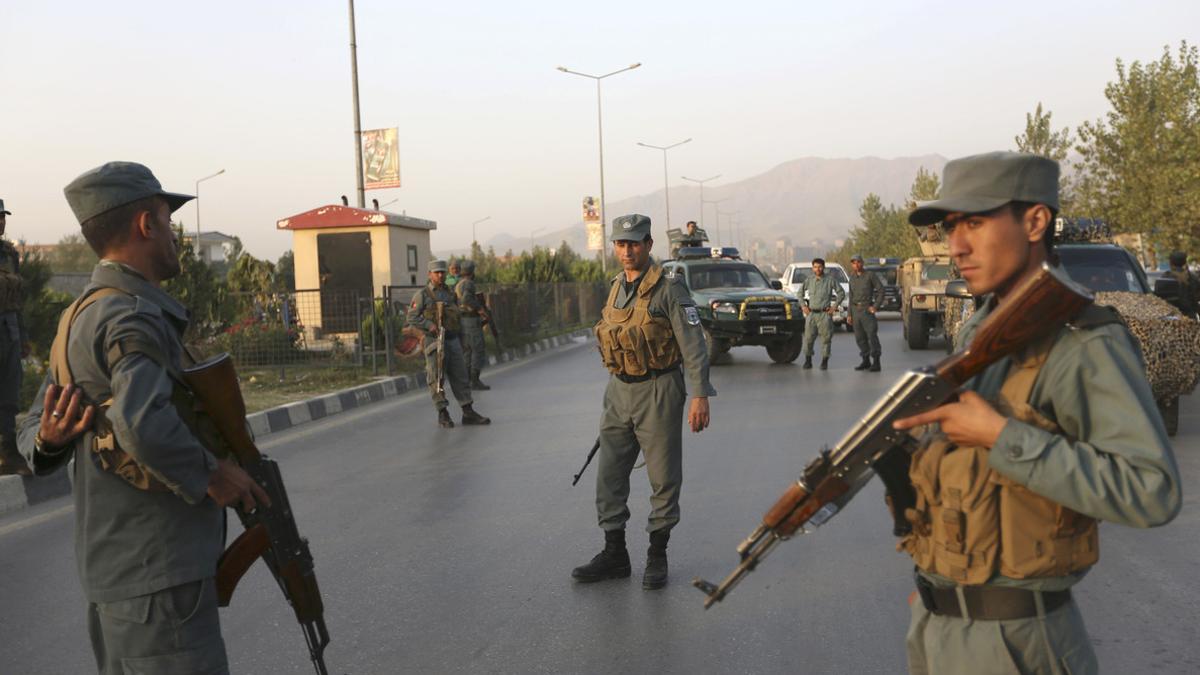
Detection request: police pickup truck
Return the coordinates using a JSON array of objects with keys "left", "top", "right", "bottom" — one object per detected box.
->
[{"left": 663, "top": 247, "right": 805, "bottom": 363}]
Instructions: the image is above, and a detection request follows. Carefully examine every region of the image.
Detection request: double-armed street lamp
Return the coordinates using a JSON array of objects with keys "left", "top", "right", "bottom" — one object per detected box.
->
[
  {"left": 472, "top": 216, "right": 491, "bottom": 248},
  {"left": 682, "top": 174, "right": 721, "bottom": 230},
  {"left": 556, "top": 62, "right": 642, "bottom": 271},
  {"left": 704, "top": 197, "right": 731, "bottom": 244},
  {"left": 194, "top": 169, "right": 226, "bottom": 259},
  {"left": 637, "top": 138, "right": 691, "bottom": 231}
]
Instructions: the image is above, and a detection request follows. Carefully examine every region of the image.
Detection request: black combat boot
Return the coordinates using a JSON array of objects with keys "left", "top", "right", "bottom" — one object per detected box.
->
[
  {"left": 820, "top": 357, "right": 829, "bottom": 371},
  {"left": 437, "top": 408, "right": 455, "bottom": 428},
  {"left": 643, "top": 530, "right": 670, "bottom": 590},
  {"left": 802, "top": 356, "right": 813, "bottom": 370},
  {"left": 461, "top": 405, "right": 491, "bottom": 425},
  {"left": 572, "top": 529, "right": 632, "bottom": 582},
  {"left": 470, "top": 372, "right": 491, "bottom": 391},
  {"left": 854, "top": 355, "right": 871, "bottom": 371},
  {"left": 869, "top": 356, "right": 881, "bottom": 372}
]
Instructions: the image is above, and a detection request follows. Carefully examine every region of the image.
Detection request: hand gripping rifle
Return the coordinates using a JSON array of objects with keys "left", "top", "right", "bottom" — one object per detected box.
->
[
  {"left": 477, "top": 291, "right": 502, "bottom": 353},
  {"left": 435, "top": 302, "right": 447, "bottom": 396},
  {"left": 182, "top": 354, "right": 331, "bottom": 674},
  {"left": 693, "top": 263, "right": 1092, "bottom": 609}
]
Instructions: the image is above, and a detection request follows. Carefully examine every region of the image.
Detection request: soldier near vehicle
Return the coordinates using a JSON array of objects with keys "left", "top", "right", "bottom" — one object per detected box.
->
[
  {"left": 847, "top": 253, "right": 884, "bottom": 372},
  {"left": 1166, "top": 250, "right": 1199, "bottom": 318},
  {"left": 798, "top": 257, "right": 846, "bottom": 370},
  {"left": 455, "top": 260, "right": 490, "bottom": 390},
  {"left": 406, "top": 259, "right": 491, "bottom": 428},
  {"left": 0, "top": 198, "right": 32, "bottom": 476},
  {"left": 17, "top": 162, "right": 271, "bottom": 674},
  {"left": 667, "top": 219, "right": 709, "bottom": 258},
  {"left": 574, "top": 213, "right": 714, "bottom": 590},
  {"left": 893, "top": 152, "right": 1181, "bottom": 674}
]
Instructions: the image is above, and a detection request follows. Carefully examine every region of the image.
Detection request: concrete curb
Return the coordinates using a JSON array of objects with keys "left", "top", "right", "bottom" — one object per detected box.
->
[{"left": 0, "top": 329, "right": 593, "bottom": 517}]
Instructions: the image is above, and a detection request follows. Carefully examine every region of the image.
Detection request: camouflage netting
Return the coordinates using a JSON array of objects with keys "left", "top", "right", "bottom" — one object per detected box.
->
[{"left": 1095, "top": 291, "right": 1200, "bottom": 402}]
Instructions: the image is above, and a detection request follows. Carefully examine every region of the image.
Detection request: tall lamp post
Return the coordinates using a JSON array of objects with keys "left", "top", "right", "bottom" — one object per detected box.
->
[
  {"left": 703, "top": 197, "right": 730, "bottom": 244},
  {"left": 636, "top": 138, "right": 691, "bottom": 231},
  {"left": 194, "top": 169, "right": 226, "bottom": 260},
  {"left": 348, "top": 0, "right": 365, "bottom": 207},
  {"left": 471, "top": 216, "right": 491, "bottom": 249},
  {"left": 556, "top": 62, "right": 642, "bottom": 272},
  {"left": 681, "top": 174, "right": 721, "bottom": 231}
]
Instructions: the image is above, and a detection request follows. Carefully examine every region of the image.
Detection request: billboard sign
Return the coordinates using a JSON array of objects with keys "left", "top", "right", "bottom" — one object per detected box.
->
[
  {"left": 583, "top": 196, "right": 603, "bottom": 251},
  {"left": 363, "top": 128, "right": 401, "bottom": 190}
]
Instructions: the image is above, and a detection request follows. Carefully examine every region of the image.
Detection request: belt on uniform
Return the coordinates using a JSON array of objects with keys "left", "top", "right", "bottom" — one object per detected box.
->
[
  {"left": 614, "top": 364, "right": 680, "bottom": 384},
  {"left": 851, "top": 302, "right": 873, "bottom": 307},
  {"left": 913, "top": 571, "right": 1071, "bottom": 621}
]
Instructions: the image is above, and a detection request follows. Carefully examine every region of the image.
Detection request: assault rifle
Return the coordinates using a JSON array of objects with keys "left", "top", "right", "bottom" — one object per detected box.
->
[
  {"left": 693, "top": 263, "right": 1092, "bottom": 609},
  {"left": 572, "top": 437, "right": 602, "bottom": 486},
  {"left": 435, "top": 302, "right": 446, "bottom": 396},
  {"left": 182, "top": 354, "right": 331, "bottom": 674},
  {"left": 476, "top": 291, "right": 502, "bottom": 353}
]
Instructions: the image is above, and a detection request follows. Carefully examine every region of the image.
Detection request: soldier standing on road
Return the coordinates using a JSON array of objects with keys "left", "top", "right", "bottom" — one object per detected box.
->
[
  {"left": 0, "top": 198, "right": 32, "bottom": 476},
  {"left": 847, "top": 254, "right": 884, "bottom": 372},
  {"left": 455, "top": 260, "right": 490, "bottom": 390},
  {"left": 17, "top": 162, "right": 271, "bottom": 674},
  {"left": 799, "top": 258, "right": 845, "bottom": 370},
  {"left": 407, "top": 259, "right": 490, "bottom": 428},
  {"left": 573, "top": 213, "right": 714, "bottom": 591},
  {"left": 893, "top": 152, "right": 1181, "bottom": 675},
  {"left": 1166, "top": 250, "right": 1199, "bottom": 318}
]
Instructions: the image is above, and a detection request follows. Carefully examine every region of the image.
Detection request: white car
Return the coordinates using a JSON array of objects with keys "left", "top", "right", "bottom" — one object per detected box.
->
[{"left": 779, "top": 261, "right": 852, "bottom": 331}]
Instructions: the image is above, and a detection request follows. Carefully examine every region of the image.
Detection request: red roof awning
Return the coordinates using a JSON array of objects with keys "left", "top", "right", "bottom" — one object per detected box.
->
[{"left": 276, "top": 205, "right": 436, "bottom": 231}]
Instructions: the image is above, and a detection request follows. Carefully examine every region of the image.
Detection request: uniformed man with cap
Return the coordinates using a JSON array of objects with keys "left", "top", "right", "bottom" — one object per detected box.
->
[
  {"left": 17, "top": 161, "right": 270, "bottom": 674},
  {"left": 890, "top": 152, "right": 1180, "bottom": 674},
  {"left": 1166, "top": 250, "right": 1199, "bottom": 318},
  {"left": 847, "top": 253, "right": 884, "bottom": 372},
  {"left": 798, "top": 257, "right": 846, "bottom": 370},
  {"left": 573, "top": 213, "right": 714, "bottom": 590},
  {"left": 407, "top": 259, "right": 491, "bottom": 427},
  {"left": 0, "top": 198, "right": 32, "bottom": 476},
  {"left": 455, "top": 259, "right": 490, "bottom": 390}
]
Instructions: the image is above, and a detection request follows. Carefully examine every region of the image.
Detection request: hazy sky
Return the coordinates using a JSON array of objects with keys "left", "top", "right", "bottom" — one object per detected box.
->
[{"left": 2, "top": 1, "right": 1196, "bottom": 259}]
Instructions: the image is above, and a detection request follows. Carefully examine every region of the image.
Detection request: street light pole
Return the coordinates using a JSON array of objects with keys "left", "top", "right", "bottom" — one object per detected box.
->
[
  {"left": 557, "top": 62, "right": 642, "bottom": 272},
  {"left": 348, "top": 0, "right": 365, "bottom": 208},
  {"left": 471, "top": 216, "right": 491, "bottom": 249},
  {"left": 637, "top": 138, "right": 691, "bottom": 231},
  {"left": 194, "top": 169, "right": 226, "bottom": 260},
  {"left": 681, "top": 174, "right": 721, "bottom": 230},
  {"left": 703, "top": 197, "right": 730, "bottom": 244}
]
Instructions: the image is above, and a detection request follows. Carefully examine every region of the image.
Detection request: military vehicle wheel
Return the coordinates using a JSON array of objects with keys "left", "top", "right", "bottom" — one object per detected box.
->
[
  {"left": 906, "top": 311, "right": 929, "bottom": 350},
  {"left": 1158, "top": 396, "right": 1179, "bottom": 437},
  {"left": 766, "top": 335, "right": 803, "bottom": 364}
]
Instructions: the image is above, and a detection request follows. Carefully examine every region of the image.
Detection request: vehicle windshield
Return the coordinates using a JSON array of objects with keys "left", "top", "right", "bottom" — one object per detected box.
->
[
  {"left": 688, "top": 264, "right": 770, "bottom": 290},
  {"left": 791, "top": 266, "right": 849, "bottom": 284},
  {"left": 1057, "top": 247, "right": 1148, "bottom": 293},
  {"left": 867, "top": 266, "right": 898, "bottom": 284},
  {"left": 922, "top": 264, "right": 952, "bottom": 281}
]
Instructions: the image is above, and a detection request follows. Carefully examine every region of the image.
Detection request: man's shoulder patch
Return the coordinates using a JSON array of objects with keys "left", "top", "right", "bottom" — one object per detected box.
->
[{"left": 684, "top": 305, "right": 701, "bottom": 326}]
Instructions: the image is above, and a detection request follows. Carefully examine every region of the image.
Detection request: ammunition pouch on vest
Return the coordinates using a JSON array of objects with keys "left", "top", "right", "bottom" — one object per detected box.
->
[
  {"left": 899, "top": 305, "right": 1120, "bottom": 584},
  {"left": 49, "top": 287, "right": 227, "bottom": 493},
  {"left": 0, "top": 251, "right": 23, "bottom": 313},
  {"left": 422, "top": 288, "right": 462, "bottom": 333},
  {"left": 594, "top": 265, "right": 681, "bottom": 377}
]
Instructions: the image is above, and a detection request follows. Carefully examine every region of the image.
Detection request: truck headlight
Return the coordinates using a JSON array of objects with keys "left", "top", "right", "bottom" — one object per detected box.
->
[{"left": 711, "top": 301, "right": 738, "bottom": 316}]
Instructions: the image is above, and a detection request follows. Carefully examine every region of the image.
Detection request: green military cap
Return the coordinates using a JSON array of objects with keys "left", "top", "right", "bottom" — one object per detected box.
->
[
  {"left": 429, "top": 259, "right": 448, "bottom": 273},
  {"left": 0, "top": 199, "right": 10, "bottom": 215},
  {"left": 611, "top": 213, "right": 652, "bottom": 241},
  {"left": 909, "top": 152, "right": 1059, "bottom": 226},
  {"left": 460, "top": 259, "right": 476, "bottom": 273},
  {"left": 850, "top": 253, "right": 864, "bottom": 262},
  {"left": 63, "top": 161, "right": 194, "bottom": 225}
]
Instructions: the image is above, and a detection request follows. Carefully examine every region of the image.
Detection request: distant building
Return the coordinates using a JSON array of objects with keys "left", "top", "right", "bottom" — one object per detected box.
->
[{"left": 181, "top": 231, "right": 239, "bottom": 264}]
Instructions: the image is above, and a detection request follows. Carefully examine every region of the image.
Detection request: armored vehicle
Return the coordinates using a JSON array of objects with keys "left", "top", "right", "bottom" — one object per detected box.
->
[
  {"left": 899, "top": 224, "right": 953, "bottom": 349},
  {"left": 664, "top": 247, "right": 805, "bottom": 364}
]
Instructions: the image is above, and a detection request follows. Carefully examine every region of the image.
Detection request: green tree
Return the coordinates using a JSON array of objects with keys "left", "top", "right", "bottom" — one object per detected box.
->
[
  {"left": 1075, "top": 41, "right": 1200, "bottom": 253},
  {"left": 163, "top": 225, "right": 224, "bottom": 339},
  {"left": 907, "top": 166, "right": 942, "bottom": 206},
  {"left": 1015, "top": 102, "right": 1073, "bottom": 161},
  {"left": 46, "top": 233, "right": 97, "bottom": 273},
  {"left": 276, "top": 250, "right": 295, "bottom": 291},
  {"left": 18, "top": 246, "right": 72, "bottom": 357}
]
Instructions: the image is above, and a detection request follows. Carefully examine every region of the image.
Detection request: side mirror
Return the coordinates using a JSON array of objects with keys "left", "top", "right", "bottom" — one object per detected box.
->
[
  {"left": 945, "top": 279, "right": 972, "bottom": 299},
  {"left": 1153, "top": 276, "right": 1180, "bottom": 303},
  {"left": 770, "top": 280, "right": 783, "bottom": 291}
]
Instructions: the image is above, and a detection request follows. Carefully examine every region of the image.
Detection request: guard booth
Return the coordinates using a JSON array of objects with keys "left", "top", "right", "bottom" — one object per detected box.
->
[{"left": 276, "top": 205, "right": 436, "bottom": 339}]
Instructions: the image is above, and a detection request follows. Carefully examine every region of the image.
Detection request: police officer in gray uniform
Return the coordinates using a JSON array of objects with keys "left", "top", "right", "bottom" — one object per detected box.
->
[
  {"left": 407, "top": 259, "right": 491, "bottom": 428},
  {"left": 18, "top": 162, "right": 269, "bottom": 674},
  {"left": 455, "top": 260, "right": 490, "bottom": 390},
  {"left": 799, "top": 257, "right": 846, "bottom": 370},
  {"left": 847, "top": 253, "right": 884, "bottom": 372},
  {"left": 0, "top": 198, "right": 32, "bottom": 476},
  {"left": 573, "top": 214, "right": 715, "bottom": 590}
]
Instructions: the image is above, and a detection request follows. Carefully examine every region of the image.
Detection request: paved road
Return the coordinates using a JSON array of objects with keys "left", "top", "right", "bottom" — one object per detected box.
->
[{"left": 2, "top": 319, "right": 1197, "bottom": 674}]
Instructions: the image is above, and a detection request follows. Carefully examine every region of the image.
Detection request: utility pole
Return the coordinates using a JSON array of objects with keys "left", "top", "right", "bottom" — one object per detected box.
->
[
  {"left": 348, "top": 0, "right": 365, "bottom": 208},
  {"left": 682, "top": 174, "right": 721, "bottom": 230},
  {"left": 637, "top": 138, "right": 692, "bottom": 230}
]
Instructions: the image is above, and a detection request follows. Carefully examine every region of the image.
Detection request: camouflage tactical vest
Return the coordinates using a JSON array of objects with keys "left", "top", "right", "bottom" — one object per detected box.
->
[
  {"left": 594, "top": 265, "right": 681, "bottom": 377},
  {"left": 49, "top": 287, "right": 227, "bottom": 492},
  {"left": 0, "top": 244, "right": 24, "bottom": 313},
  {"left": 422, "top": 286, "right": 462, "bottom": 333},
  {"left": 899, "top": 305, "right": 1120, "bottom": 584}
]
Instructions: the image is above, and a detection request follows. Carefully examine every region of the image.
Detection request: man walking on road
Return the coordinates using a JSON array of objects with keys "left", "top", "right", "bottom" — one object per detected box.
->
[
  {"left": 407, "top": 259, "right": 491, "bottom": 428},
  {"left": 18, "top": 162, "right": 270, "bottom": 674},
  {"left": 574, "top": 213, "right": 715, "bottom": 590},
  {"left": 847, "top": 254, "right": 884, "bottom": 372},
  {"left": 799, "top": 258, "right": 845, "bottom": 370},
  {"left": 1166, "top": 250, "right": 1199, "bottom": 318},
  {"left": 455, "top": 260, "right": 490, "bottom": 390},
  {"left": 0, "top": 198, "right": 31, "bottom": 476},
  {"left": 893, "top": 152, "right": 1180, "bottom": 675}
]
